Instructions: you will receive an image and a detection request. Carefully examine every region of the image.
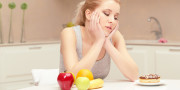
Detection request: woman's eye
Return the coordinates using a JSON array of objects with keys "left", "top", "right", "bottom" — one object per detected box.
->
[
  {"left": 114, "top": 15, "right": 119, "bottom": 20},
  {"left": 114, "top": 17, "right": 118, "bottom": 20},
  {"left": 104, "top": 12, "right": 109, "bottom": 16}
]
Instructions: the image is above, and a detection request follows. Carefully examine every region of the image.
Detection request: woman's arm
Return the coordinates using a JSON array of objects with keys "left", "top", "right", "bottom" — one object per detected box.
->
[
  {"left": 104, "top": 31, "right": 139, "bottom": 81},
  {"left": 60, "top": 28, "right": 104, "bottom": 75},
  {"left": 61, "top": 11, "right": 105, "bottom": 75}
]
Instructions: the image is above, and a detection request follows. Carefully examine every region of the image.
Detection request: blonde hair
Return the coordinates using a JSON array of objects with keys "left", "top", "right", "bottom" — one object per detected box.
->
[{"left": 74, "top": 0, "right": 120, "bottom": 26}]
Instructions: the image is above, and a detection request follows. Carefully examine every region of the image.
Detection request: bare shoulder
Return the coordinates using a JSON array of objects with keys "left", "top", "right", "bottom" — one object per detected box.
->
[
  {"left": 61, "top": 27, "right": 75, "bottom": 37},
  {"left": 60, "top": 27, "right": 76, "bottom": 52}
]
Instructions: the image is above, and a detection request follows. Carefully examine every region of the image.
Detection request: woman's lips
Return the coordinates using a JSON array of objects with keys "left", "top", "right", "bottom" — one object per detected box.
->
[{"left": 105, "top": 26, "right": 112, "bottom": 30}]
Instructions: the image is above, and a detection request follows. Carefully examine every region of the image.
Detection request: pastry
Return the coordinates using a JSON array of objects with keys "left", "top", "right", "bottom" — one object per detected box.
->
[{"left": 139, "top": 74, "right": 160, "bottom": 83}]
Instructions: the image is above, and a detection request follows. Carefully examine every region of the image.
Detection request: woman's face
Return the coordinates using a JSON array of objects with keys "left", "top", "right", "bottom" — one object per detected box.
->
[{"left": 96, "top": 0, "right": 120, "bottom": 37}]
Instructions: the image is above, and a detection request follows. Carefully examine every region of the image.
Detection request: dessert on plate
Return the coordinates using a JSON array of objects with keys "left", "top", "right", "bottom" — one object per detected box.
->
[{"left": 139, "top": 74, "right": 160, "bottom": 83}]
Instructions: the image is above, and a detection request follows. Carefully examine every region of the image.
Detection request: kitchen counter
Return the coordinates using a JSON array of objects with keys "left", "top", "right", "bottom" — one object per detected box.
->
[
  {"left": 1, "top": 40, "right": 180, "bottom": 47},
  {"left": 0, "top": 41, "right": 60, "bottom": 47},
  {"left": 126, "top": 40, "right": 180, "bottom": 46},
  {"left": 18, "top": 79, "right": 180, "bottom": 90}
]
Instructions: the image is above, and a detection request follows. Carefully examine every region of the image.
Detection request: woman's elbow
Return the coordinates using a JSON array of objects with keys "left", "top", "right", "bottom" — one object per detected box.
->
[
  {"left": 130, "top": 69, "right": 139, "bottom": 82},
  {"left": 127, "top": 68, "right": 139, "bottom": 82},
  {"left": 129, "top": 74, "right": 138, "bottom": 82}
]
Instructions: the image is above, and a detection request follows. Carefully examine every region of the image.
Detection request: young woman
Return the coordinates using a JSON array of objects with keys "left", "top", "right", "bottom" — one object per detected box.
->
[{"left": 60, "top": 0, "right": 139, "bottom": 81}]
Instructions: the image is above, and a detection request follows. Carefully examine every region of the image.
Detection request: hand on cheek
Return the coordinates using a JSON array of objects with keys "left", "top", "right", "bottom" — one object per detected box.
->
[
  {"left": 89, "top": 11, "right": 105, "bottom": 43},
  {"left": 104, "top": 23, "right": 119, "bottom": 49},
  {"left": 107, "top": 23, "right": 119, "bottom": 40}
]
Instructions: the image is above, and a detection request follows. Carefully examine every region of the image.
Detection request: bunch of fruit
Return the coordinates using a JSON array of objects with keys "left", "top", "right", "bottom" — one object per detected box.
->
[
  {"left": 57, "top": 69, "right": 104, "bottom": 90},
  {"left": 76, "top": 69, "right": 104, "bottom": 90}
]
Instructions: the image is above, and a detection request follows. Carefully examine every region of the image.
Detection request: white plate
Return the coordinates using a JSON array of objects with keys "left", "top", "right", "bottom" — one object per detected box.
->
[{"left": 135, "top": 80, "right": 165, "bottom": 86}]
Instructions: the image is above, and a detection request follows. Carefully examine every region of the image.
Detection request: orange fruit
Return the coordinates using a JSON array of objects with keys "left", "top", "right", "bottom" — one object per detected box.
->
[{"left": 76, "top": 69, "right": 94, "bottom": 80}]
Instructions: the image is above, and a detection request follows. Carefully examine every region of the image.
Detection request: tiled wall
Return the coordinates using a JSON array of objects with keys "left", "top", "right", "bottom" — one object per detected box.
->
[
  {"left": 65, "top": 0, "right": 180, "bottom": 42},
  {"left": 0, "top": 0, "right": 64, "bottom": 43},
  {"left": 0, "top": 0, "right": 180, "bottom": 43},
  {"left": 119, "top": 0, "right": 180, "bottom": 41}
]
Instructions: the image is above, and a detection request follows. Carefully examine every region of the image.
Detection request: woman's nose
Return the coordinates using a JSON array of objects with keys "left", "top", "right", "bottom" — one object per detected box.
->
[{"left": 108, "top": 16, "right": 115, "bottom": 23}]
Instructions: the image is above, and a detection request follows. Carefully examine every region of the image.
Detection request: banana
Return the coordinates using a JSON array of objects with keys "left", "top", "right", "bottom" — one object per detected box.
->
[{"left": 88, "top": 78, "right": 104, "bottom": 89}]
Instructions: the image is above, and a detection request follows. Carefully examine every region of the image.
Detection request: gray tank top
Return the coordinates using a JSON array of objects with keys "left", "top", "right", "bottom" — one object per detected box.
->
[{"left": 60, "top": 25, "right": 111, "bottom": 79}]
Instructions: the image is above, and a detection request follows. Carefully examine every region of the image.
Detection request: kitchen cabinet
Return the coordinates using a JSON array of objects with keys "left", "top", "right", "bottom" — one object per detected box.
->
[
  {"left": 105, "top": 45, "right": 155, "bottom": 80},
  {"left": 1, "top": 42, "right": 180, "bottom": 89},
  {"left": 126, "top": 45, "right": 155, "bottom": 75},
  {"left": 155, "top": 47, "right": 180, "bottom": 79},
  {"left": 105, "top": 44, "right": 180, "bottom": 80},
  {"left": 0, "top": 43, "right": 60, "bottom": 90}
]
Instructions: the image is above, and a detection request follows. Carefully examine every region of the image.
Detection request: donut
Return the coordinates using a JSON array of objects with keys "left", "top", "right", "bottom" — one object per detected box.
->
[{"left": 139, "top": 74, "right": 160, "bottom": 83}]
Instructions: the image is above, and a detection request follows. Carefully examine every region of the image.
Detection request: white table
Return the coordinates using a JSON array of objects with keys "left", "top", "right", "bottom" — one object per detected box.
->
[{"left": 18, "top": 79, "right": 180, "bottom": 90}]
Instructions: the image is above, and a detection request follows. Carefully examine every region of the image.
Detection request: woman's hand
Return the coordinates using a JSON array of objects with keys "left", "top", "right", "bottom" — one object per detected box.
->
[
  {"left": 88, "top": 11, "right": 105, "bottom": 43},
  {"left": 104, "top": 23, "right": 119, "bottom": 49},
  {"left": 107, "top": 23, "right": 119, "bottom": 41}
]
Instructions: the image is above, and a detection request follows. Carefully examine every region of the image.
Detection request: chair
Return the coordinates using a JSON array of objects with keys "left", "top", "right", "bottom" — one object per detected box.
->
[{"left": 31, "top": 69, "right": 59, "bottom": 86}]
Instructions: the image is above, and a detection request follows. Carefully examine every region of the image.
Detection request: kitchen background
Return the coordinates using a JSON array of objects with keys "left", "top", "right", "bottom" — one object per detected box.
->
[
  {"left": 0, "top": 0, "right": 180, "bottom": 90},
  {"left": 0, "top": 0, "right": 180, "bottom": 43}
]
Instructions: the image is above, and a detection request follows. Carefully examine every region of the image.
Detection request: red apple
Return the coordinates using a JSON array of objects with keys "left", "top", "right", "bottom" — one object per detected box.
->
[{"left": 57, "top": 72, "right": 74, "bottom": 90}]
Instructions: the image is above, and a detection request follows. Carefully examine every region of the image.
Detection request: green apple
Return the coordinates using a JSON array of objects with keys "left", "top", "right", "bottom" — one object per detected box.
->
[{"left": 76, "top": 77, "right": 90, "bottom": 90}]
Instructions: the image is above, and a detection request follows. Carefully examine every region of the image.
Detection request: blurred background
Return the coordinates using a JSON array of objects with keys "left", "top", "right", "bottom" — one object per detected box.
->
[
  {"left": 0, "top": 0, "right": 180, "bottom": 90},
  {"left": 0, "top": 0, "right": 180, "bottom": 43}
]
